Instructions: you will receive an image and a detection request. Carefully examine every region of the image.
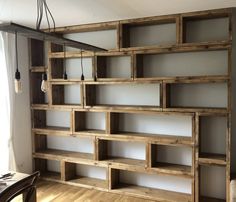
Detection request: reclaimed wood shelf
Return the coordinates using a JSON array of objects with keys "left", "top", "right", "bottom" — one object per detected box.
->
[{"left": 30, "top": 7, "right": 235, "bottom": 202}]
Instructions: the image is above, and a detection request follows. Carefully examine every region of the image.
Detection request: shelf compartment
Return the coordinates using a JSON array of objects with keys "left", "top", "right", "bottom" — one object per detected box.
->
[
  {"left": 62, "top": 161, "right": 108, "bottom": 191},
  {"left": 163, "top": 82, "right": 228, "bottom": 111},
  {"left": 199, "top": 115, "right": 228, "bottom": 165},
  {"left": 108, "top": 112, "right": 193, "bottom": 138},
  {"left": 30, "top": 72, "right": 49, "bottom": 105},
  {"left": 34, "top": 158, "right": 61, "bottom": 182},
  {"left": 134, "top": 49, "right": 228, "bottom": 80},
  {"left": 149, "top": 144, "right": 192, "bottom": 178},
  {"left": 95, "top": 53, "right": 132, "bottom": 81},
  {"left": 96, "top": 139, "right": 146, "bottom": 168},
  {"left": 50, "top": 56, "right": 94, "bottom": 81},
  {"left": 199, "top": 164, "right": 226, "bottom": 201},
  {"left": 73, "top": 110, "right": 106, "bottom": 135},
  {"left": 120, "top": 16, "right": 177, "bottom": 49},
  {"left": 30, "top": 39, "right": 45, "bottom": 67},
  {"left": 51, "top": 83, "right": 82, "bottom": 106},
  {"left": 181, "top": 10, "right": 231, "bottom": 44},
  {"left": 32, "top": 109, "right": 71, "bottom": 133},
  {"left": 109, "top": 168, "right": 192, "bottom": 202},
  {"left": 99, "top": 133, "right": 193, "bottom": 147},
  {"left": 84, "top": 82, "right": 161, "bottom": 110},
  {"left": 34, "top": 133, "right": 95, "bottom": 157}
]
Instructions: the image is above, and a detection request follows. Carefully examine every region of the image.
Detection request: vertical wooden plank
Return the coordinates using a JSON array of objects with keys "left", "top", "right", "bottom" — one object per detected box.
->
[
  {"left": 162, "top": 83, "right": 170, "bottom": 109},
  {"left": 92, "top": 53, "right": 96, "bottom": 81},
  {"left": 109, "top": 167, "right": 119, "bottom": 190},
  {"left": 74, "top": 111, "right": 86, "bottom": 132},
  {"left": 133, "top": 54, "right": 143, "bottom": 79},
  {"left": 84, "top": 84, "right": 96, "bottom": 106},
  {"left": 34, "top": 158, "right": 47, "bottom": 173},
  {"left": 33, "top": 110, "right": 46, "bottom": 128},
  {"left": 51, "top": 85, "right": 64, "bottom": 105},
  {"left": 119, "top": 23, "right": 130, "bottom": 48},
  {"left": 106, "top": 112, "right": 111, "bottom": 134},
  {"left": 176, "top": 15, "right": 182, "bottom": 44},
  {"left": 147, "top": 143, "right": 156, "bottom": 168},
  {"left": 116, "top": 22, "right": 121, "bottom": 50},
  {"left": 191, "top": 114, "right": 196, "bottom": 202},
  {"left": 226, "top": 113, "right": 231, "bottom": 201},
  {"left": 61, "top": 161, "right": 76, "bottom": 181},
  {"left": 80, "top": 83, "right": 84, "bottom": 107},
  {"left": 195, "top": 114, "right": 200, "bottom": 202},
  {"left": 96, "top": 139, "right": 108, "bottom": 160},
  {"left": 96, "top": 56, "right": 107, "bottom": 79},
  {"left": 110, "top": 113, "right": 119, "bottom": 134}
]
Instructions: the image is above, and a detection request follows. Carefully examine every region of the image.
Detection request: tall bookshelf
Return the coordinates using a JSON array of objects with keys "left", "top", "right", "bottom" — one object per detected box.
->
[{"left": 29, "top": 8, "right": 235, "bottom": 202}]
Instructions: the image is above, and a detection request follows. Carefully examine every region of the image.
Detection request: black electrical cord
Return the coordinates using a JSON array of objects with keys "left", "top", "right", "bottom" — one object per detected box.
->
[
  {"left": 15, "top": 31, "right": 20, "bottom": 80},
  {"left": 36, "top": 0, "right": 55, "bottom": 32},
  {"left": 63, "top": 44, "right": 67, "bottom": 80},
  {"left": 80, "top": 50, "right": 84, "bottom": 81}
]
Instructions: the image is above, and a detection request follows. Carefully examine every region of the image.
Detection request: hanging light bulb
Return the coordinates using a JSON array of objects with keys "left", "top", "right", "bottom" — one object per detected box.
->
[
  {"left": 14, "top": 31, "right": 22, "bottom": 94},
  {"left": 41, "top": 73, "right": 48, "bottom": 93},
  {"left": 14, "top": 69, "right": 22, "bottom": 94},
  {"left": 63, "top": 43, "right": 67, "bottom": 80}
]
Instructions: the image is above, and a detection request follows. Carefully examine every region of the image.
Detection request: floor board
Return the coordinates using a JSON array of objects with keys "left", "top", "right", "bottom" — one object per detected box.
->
[{"left": 13, "top": 180, "right": 155, "bottom": 202}]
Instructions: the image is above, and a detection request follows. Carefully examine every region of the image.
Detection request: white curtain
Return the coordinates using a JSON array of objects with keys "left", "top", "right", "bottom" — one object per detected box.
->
[{"left": 0, "top": 32, "right": 17, "bottom": 172}]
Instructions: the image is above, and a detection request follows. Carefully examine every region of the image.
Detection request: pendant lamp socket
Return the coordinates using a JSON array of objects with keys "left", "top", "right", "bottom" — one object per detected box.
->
[{"left": 63, "top": 72, "right": 67, "bottom": 80}]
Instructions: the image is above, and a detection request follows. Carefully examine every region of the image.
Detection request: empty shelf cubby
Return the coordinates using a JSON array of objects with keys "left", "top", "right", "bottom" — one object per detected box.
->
[
  {"left": 32, "top": 109, "right": 71, "bottom": 133},
  {"left": 34, "top": 158, "right": 61, "bottom": 181},
  {"left": 97, "top": 139, "right": 146, "bottom": 167},
  {"left": 182, "top": 12, "right": 230, "bottom": 44},
  {"left": 96, "top": 54, "right": 132, "bottom": 80},
  {"left": 120, "top": 17, "right": 177, "bottom": 49},
  {"left": 34, "top": 134, "right": 95, "bottom": 156},
  {"left": 199, "top": 115, "right": 228, "bottom": 166},
  {"left": 50, "top": 57, "right": 94, "bottom": 81},
  {"left": 149, "top": 144, "right": 192, "bottom": 177},
  {"left": 84, "top": 82, "right": 161, "bottom": 109},
  {"left": 199, "top": 165, "right": 226, "bottom": 201},
  {"left": 108, "top": 112, "right": 193, "bottom": 139},
  {"left": 73, "top": 110, "right": 106, "bottom": 134},
  {"left": 109, "top": 168, "right": 192, "bottom": 202},
  {"left": 63, "top": 161, "right": 108, "bottom": 190},
  {"left": 51, "top": 83, "right": 82, "bottom": 106},
  {"left": 134, "top": 50, "right": 228, "bottom": 79},
  {"left": 163, "top": 82, "right": 228, "bottom": 110}
]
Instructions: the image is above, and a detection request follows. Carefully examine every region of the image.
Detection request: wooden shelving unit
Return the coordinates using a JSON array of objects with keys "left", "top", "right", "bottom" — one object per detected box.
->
[{"left": 30, "top": 8, "right": 236, "bottom": 202}]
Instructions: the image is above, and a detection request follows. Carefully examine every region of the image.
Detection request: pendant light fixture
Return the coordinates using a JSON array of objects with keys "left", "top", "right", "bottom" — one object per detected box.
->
[
  {"left": 63, "top": 44, "right": 67, "bottom": 80},
  {"left": 80, "top": 50, "right": 84, "bottom": 81},
  {"left": 14, "top": 31, "right": 22, "bottom": 94},
  {"left": 41, "top": 72, "right": 48, "bottom": 93}
]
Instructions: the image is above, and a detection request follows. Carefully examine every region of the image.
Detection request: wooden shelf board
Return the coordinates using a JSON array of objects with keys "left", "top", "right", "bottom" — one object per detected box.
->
[
  {"left": 30, "top": 66, "right": 47, "bottom": 72},
  {"left": 105, "top": 157, "right": 146, "bottom": 168},
  {"left": 96, "top": 78, "right": 134, "bottom": 82},
  {"left": 199, "top": 153, "right": 226, "bottom": 166},
  {"left": 200, "top": 196, "right": 226, "bottom": 202},
  {"left": 49, "top": 51, "right": 94, "bottom": 58},
  {"left": 67, "top": 176, "right": 108, "bottom": 191},
  {"left": 85, "top": 80, "right": 161, "bottom": 85},
  {"left": 134, "top": 75, "right": 229, "bottom": 83},
  {"left": 151, "top": 162, "right": 192, "bottom": 178},
  {"left": 121, "top": 41, "right": 231, "bottom": 53},
  {"left": 31, "top": 105, "right": 72, "bottom": 111},
  {"left": 100, "top": 132, "right": 193, "bottom": 146},
  {"left": 112, "top": 183, "right": 191, "bottom": 202},
  {"left": 33, "top": 149, "right": 94, "bottom": 162},
  {"left": 74, "top": 129, "right": 106, "bottom": 136},
  {"left": 50, "top": 79, "right": 94, "bottom": 83},
  {"left": 84, "top": 105, "right": 161, "bottom": 112},
  {"left": 163, "top": 107, "right": 228, "bottom": 113},
  {"left": 51, "top": 104, "right": 82, "bottom": 109},
  {"left": 32, "top": 126, "right": 71, "bottom": 135}
]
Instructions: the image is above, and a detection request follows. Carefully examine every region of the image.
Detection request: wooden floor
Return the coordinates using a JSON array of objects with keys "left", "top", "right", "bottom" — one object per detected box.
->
[{"left": 13, "top": 180, "right": 155, "bottom": 202}]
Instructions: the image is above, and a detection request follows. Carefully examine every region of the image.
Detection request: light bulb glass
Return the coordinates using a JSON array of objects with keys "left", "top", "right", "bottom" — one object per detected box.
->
[
  {"left": 14, "top": 79, "right": 22, "bottom": 94},
  {"left": 41, "top": 79, "right": 48, "bottom": 93}
]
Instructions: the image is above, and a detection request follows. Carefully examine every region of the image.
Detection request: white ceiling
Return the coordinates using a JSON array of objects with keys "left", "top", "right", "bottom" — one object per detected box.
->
[{"left": 0, "top": 0, "right": 236, "bottom": 28}]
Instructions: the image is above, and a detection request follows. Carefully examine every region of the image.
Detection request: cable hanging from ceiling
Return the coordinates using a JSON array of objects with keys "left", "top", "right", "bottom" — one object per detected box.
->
[{"left": 36, "top": 0, "right": 56, "bottom": 92}]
